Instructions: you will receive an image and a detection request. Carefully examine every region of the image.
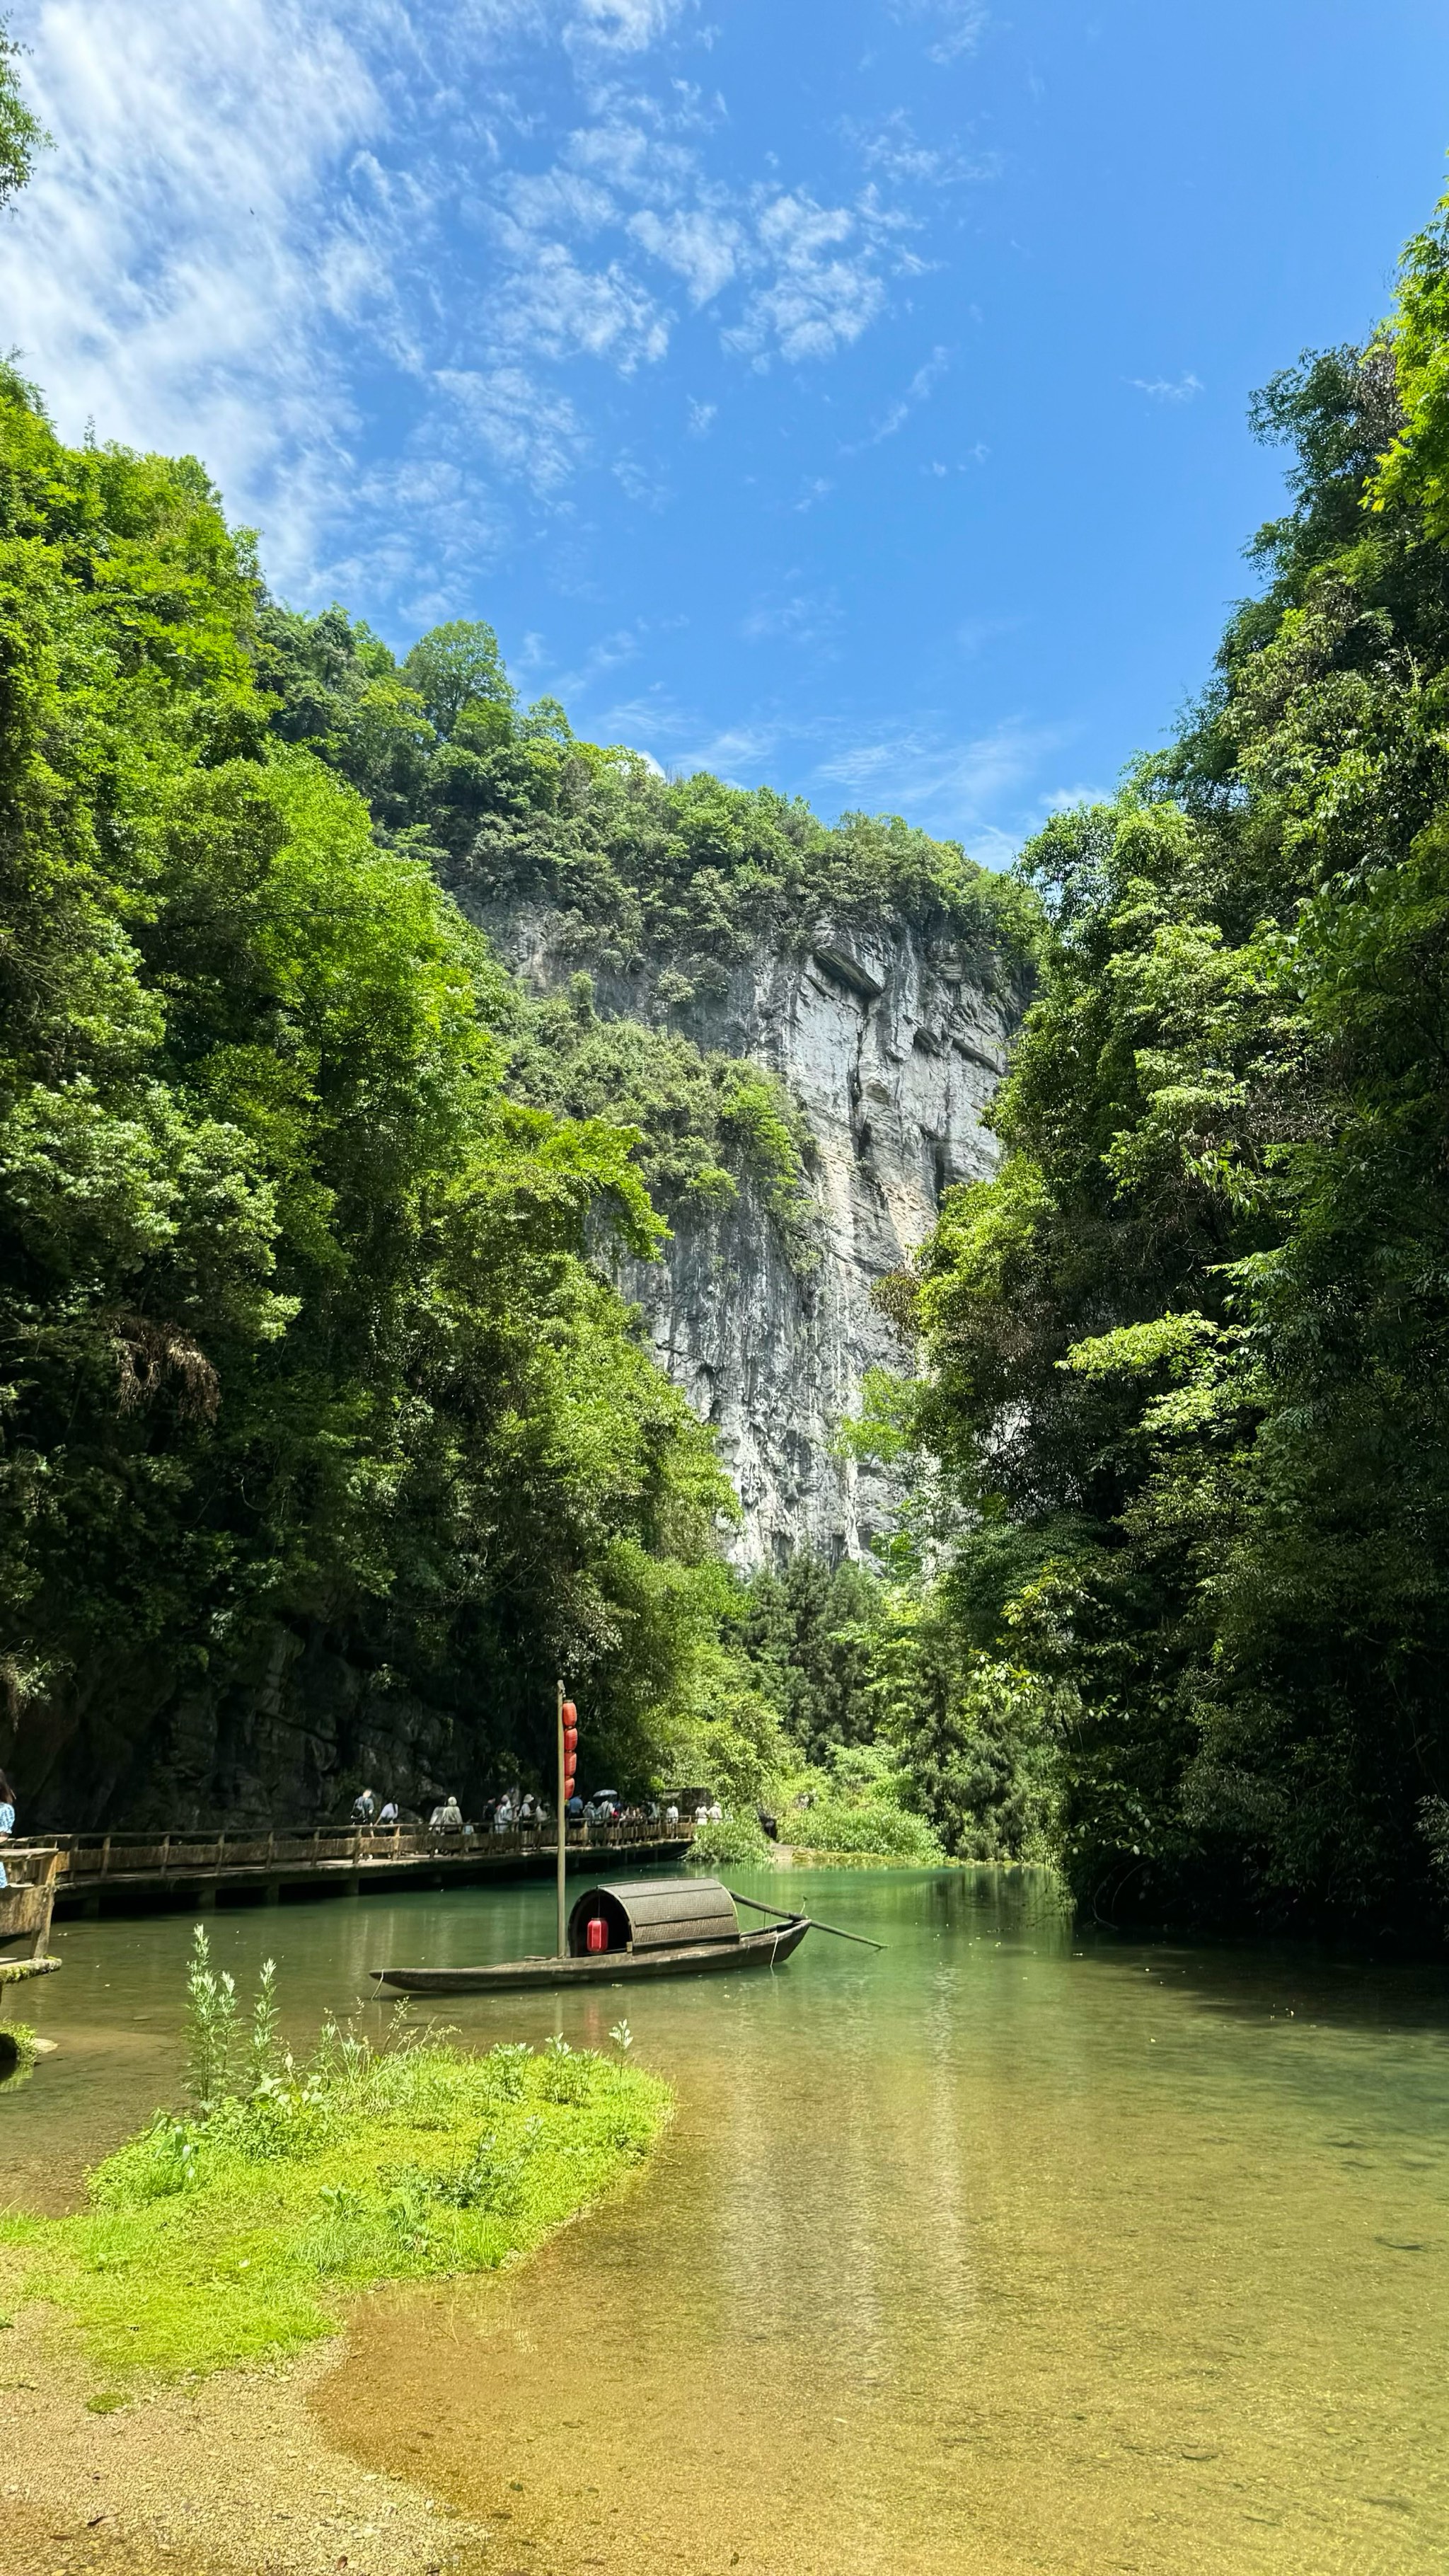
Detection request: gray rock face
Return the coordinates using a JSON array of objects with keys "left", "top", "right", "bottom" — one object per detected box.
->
[{"left": 478, "top": 903, "right": 1010, "bottom": 1569}]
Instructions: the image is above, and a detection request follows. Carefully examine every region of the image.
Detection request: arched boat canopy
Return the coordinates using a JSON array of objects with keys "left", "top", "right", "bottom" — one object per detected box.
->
[{"left": 567, "top": 1875, "right": 739, "bottom": 1957}]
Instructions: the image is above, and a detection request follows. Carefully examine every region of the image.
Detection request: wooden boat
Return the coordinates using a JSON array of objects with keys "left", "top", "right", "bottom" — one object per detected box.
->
[
  {"left": 371, "top": 1874, "right": 812, "bottom": 1995},
  {"left": 0, "top": 1845, "right": 62, "bottom": 1986}
]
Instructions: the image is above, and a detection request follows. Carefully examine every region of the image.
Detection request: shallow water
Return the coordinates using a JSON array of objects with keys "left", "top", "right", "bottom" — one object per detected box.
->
[{"left": 6, "top": 1865, "right": 1449, "bottom": 2572}]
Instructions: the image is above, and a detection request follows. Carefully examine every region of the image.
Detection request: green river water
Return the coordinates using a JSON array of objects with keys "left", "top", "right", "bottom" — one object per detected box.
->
[{"left": 4, "top": 1863, "right": 1448, "bottom": 2575}]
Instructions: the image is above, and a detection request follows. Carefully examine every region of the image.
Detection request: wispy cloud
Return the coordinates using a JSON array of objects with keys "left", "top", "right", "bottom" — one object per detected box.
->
[
  {"left": 740, "top": 584, "right": 843, "bottom": 648},
  {"left": 577, "top": 689, "right": 1081, "bottom": 859},
  {"left": 0, "top": 0, "right": 385, "bottom": 592},
  {"left": 438, "top": 366, "right": 588, "bottom": 495},
  {"left": 0, "top": 0, "right": 977, "bottom": 621},
  {"left": 1130, "top": 371, "right": 1203, "bottom": 402},
  {"left": 628, "top": 202, "right": 741, "bottom": 302},
  {"left": 565, "top": 0, "right": 691, "bottom": 54},
  {"left": 843, "top": 343, "right": 950, "bottom": 451},
  {"left": 725, "top": 192, "right": 887, "bottom": 365},
  {"left": 848, "top": 108, "right": 1000, "bottom": 188},
  {"left": 890, "top": 0, "right": 991, "bottom": 66},
  {"left": 812, "top": 714, "right": 1066, "bottom": 808}
]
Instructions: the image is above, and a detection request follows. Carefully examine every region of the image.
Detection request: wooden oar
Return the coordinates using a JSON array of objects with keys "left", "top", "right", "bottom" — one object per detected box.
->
[{"left": 729, "top": 1889, "right": 885, "bottom": 1950}]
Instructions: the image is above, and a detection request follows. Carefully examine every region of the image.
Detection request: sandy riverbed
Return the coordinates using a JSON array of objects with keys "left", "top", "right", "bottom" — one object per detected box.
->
[{"left": 0, "top": 2308, "right": 490, "bottom": 2576}]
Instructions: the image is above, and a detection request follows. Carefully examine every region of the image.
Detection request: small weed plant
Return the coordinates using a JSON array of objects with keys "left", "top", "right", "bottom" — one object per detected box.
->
[{"left": 1, "top": 1927, "right": 670, "bottom": 2384}]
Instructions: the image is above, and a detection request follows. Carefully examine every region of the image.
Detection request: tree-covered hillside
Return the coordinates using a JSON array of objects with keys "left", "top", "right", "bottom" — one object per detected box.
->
[
  {"left": 0, "top": 371, "right": 744, "bottom": 1819},
  {"left": 869, "top": 180, "right": 1449, "bottom": 1943},
  {"left": 0, "top": 349, "right": 1022, "bottom": 1826}
]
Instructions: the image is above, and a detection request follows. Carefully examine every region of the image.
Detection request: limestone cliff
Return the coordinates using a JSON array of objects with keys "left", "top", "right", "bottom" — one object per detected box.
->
[{"left": 473, "top": 900, "right": 1011, "bottom": 1569}]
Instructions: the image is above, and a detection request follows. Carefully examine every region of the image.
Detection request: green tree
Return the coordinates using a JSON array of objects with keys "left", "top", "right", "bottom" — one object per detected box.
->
[
  {"left": 0, "top": 18, "right": 45, "bottom": 210},
  {"left": 885, "top": 184, "right": 1449, "bottom": 1936},
  {"left": 0, "top": 375, "right": 733, "bottom": 1824},
  {"left": 402, "top": 619, "right": 515, "bottom": 740}
]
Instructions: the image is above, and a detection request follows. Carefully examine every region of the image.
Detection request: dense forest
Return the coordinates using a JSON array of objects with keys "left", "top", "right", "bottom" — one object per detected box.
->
[
  {"left": 4, "top": 22, "right": 1449, "bottom": 1939},
  {"left": 867, "top": 187, "right": 1449, "bottom": 1943}
]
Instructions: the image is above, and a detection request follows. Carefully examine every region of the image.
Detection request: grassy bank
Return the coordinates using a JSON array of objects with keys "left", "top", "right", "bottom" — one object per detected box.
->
[{"left": 1, "top": 1937, "right": 670, "bottom": 2386}]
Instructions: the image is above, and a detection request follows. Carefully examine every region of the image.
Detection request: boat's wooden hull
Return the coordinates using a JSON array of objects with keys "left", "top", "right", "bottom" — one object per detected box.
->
[{"left": 371, "top": 1917, "right": 811, "bottom": 1994}]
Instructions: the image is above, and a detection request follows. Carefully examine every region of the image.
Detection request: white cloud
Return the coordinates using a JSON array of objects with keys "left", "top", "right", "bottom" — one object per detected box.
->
[
  {"left": 628, "top": 203, "right": 741, "bottom": 302},
  {"left": 686, "top": 396, "right": 717, "bottom": 434},
  {"left": 849, "top": 109, "right": 998, "bottom": 187},
  {"left": 489, "top": 231, "right": 673, "bottom": 367},
  {"left": 739, "top": 585, "right": 842, "bottom": 648},
  {"left": 891, "top": 1, "right": 991, "bottom": 65},
  {"left": 438, "top": 365, "right": 588, "bottom": 493},
  {"left": 0, "top": 0, "right": 385, "bottom": 590},
  {"left": 728, "top": 192, "right": 886, "bottom": 364},
  {"left": 0, "top": 0, "right": 937, "bottom": 616},
  {"left": 613, "top": 449, "right": 671, "bottom": 505},
  {"left": 566, "top": 0, "right": 688, "bottom": 52},
  {"left": 810, "top": 715, "right": 1073, "bottom": 842},
  {"left": 843, "top": 343, "right": 950, "bottom": 451},
  {"left": 1131, "top": 372, "right": 1203, "bottom": 402}
]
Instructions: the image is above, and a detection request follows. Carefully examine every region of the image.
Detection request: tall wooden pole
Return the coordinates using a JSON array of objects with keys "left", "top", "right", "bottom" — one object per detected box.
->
[{"left": 555, "top": 1675, "right": 567, "bottom": 1959}]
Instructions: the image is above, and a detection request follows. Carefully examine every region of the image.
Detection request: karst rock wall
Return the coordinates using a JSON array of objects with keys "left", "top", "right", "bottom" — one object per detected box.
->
[{"left": 478, "top": 902, "right": 1011, "bottom": 1568}]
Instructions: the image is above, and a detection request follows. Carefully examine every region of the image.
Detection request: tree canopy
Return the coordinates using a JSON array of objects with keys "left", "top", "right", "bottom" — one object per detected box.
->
[{"left": 868, "top": 173, "right": 1449, "bottom": 1941}]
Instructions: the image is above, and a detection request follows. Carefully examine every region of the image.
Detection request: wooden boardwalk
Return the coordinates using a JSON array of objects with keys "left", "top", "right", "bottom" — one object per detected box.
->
[{"left": 11, "top": 1822, "right": 695, "bottom": 1919}]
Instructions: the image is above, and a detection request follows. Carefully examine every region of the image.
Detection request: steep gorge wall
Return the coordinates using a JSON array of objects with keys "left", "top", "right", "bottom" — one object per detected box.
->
[{"left": 475, "top": 901, "right": 1012, "bottom": 1568}]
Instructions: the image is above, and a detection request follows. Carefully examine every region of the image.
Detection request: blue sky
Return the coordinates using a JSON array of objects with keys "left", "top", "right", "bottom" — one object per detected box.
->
[{"left": 5, "top": 1, "right": 1449, "bottom": 861}]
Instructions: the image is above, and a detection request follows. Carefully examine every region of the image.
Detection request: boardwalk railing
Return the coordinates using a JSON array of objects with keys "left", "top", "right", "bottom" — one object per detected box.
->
[{"left": 10, "top": 1817, "right": 694, "bottom": 1908}]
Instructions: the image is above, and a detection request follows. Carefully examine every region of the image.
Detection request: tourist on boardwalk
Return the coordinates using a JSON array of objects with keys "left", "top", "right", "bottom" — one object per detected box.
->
[
  {"left": 0, "top": 1767, "right": 13, "bottom": 1890},
  {"left": 429, "top": 1793, "right": 463, "bottom": 1832},
  {"left": 352, "top": 1786, "right": 376, "bottom": 1825},
  {"left": 494, "top": 1795, "right": 514, "bottom": 1832},
  {"left": 379, "top": 1798, "right": 399, "bottom": 1826}
]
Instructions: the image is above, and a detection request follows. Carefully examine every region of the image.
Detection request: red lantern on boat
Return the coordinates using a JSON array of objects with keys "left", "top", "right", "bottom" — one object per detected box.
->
[
  {"left": 562, "top": 1700, "right": 577, "bottom": 1728},
  {"left": 586, "top": 1915, "right": 608, "bottom": 1953}
]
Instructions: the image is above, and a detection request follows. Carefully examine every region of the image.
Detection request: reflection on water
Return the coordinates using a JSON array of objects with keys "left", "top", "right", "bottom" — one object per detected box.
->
[{"left": 7, "top": 1866, "right": 1449, "bottom": 2571}]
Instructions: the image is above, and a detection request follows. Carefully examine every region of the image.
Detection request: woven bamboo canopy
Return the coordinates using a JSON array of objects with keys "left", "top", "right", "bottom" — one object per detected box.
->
[{"left": 567, "top": 1875, "right": 739, "bottom": 1957}]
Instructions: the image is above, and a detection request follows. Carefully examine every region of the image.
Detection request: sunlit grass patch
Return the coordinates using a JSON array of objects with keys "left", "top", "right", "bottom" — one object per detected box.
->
[{"left": 1, "top": 1933, "right": 670, "bottom": 2385}]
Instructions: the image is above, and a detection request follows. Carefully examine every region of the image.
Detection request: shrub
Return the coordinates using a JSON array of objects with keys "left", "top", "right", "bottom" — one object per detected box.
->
[{"left": 689, "top": 1812, "right": 773, "bottom": 1868}]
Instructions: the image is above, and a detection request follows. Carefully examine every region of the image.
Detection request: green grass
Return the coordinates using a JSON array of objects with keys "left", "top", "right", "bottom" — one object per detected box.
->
[{"left": 1, "top": 1943, "right": 670, "bottom": 2386}]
